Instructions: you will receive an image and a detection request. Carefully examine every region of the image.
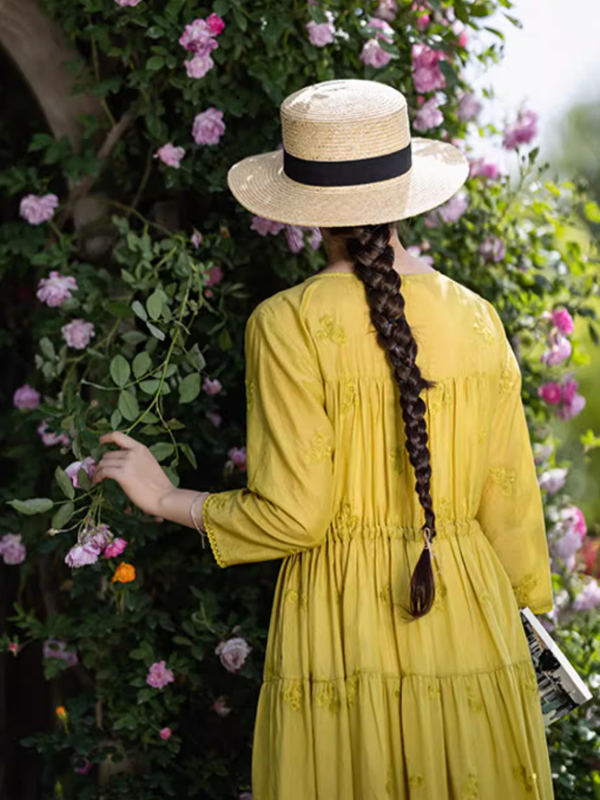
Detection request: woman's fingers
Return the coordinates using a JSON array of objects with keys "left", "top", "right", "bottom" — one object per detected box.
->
[
  {"left": 92, "top": 465, "right": 124, "bottom": 485},
  {"left": 99, "top": 431, "right": 140, "bottom": 450}
]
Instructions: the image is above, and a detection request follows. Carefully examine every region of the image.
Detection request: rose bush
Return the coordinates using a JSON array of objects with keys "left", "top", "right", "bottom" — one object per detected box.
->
[{"left": 0, "top": 0, "right": 599, "bottom": 798}]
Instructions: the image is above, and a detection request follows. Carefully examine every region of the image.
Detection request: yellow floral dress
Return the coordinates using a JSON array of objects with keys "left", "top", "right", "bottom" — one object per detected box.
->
[{"left": 202, "top": 270, "right": 555, "bottom": 800}]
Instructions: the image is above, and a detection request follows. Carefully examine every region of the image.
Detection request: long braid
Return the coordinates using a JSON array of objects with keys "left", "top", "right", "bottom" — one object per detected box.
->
[{"left": 328, "top": 222, "right": 438, "bottom": 618}]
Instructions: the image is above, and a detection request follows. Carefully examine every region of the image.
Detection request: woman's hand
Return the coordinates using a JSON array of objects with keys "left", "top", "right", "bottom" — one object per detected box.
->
[{"left": 93, "top": 431, "right": 176, "bottom": 517}]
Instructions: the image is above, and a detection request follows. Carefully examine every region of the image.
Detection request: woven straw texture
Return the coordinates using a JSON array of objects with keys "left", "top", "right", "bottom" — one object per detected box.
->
[{"left": 227, "top": 79, "right": 469, "bottom": 227}]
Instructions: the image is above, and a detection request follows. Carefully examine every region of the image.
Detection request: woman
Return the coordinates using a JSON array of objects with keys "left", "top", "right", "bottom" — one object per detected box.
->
[{"left": 93, "top": 80, "right": 555, "bottom": 799}]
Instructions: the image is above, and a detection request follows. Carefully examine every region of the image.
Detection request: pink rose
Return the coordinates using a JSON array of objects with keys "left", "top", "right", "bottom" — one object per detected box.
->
[
  {"left": 551, "top": 308, "right": 574, "bottom": 336},
  {"left": 65, "top": 541, "right": 101, "bottom": 568},
  {"left": 37, "top": 420, "right": 71, "bottom": 447},
  {"left": 211, "top": 696, "right": 232, "bottom": 717},
  {"left": 8, "top": 642, "right": 19, "bottom": 656},
  {"left": 147, "top": 660, "right": 175, "bottom": 689},
  {"left": 377, "top": 0, "right": 398, "bottom": 22},
  {"left": 37, "top": 271, "right": 78, "bottom": 307},
  {"left": 457, "top": 92, "right": 481, "bottom": 122},
  {"left": 540, "top": 333, "right": 571, "bottom": 367},
  {"left": 228, "top": 447, "right": 247, "bottom": 471},
  {"left": 552, "top": 528, "right": 582, "bottom": 562},
  {"left": 205, "top": 265, "right": 223, "bottom": 287},
  {"left": 413, "top": 97, "right": 443, "bottom": 132},
  {"left": 179, "top": 19, "right": 219, "bottom": 55},
  {"left": 206, "top": 13, "right": 225, "bottom": 36},
  {"left": 19, "top": 194, "right": 59, "bottom": 225},
  {"left": 61, "top": 319, "right": 95, "bottom": 350},
  {"left": 66, "top": 457, "right": 97, "bottom": 489},
  {"left": 191, "top": 231, "right": 203, "bottom": 248},
  {"left": 469, "top": 158, "right": 499, "bottom": 180},
  {"left": 239, "top": 794, "right": 253, "bottom": 800},
  {"left": 503, "top": 109, "right": 538, "bottom": 150},
  {"left": 203, "top": 377, "right": 222, "bottom": 395},
  {"left": 185, "top": 54, "right": 215, "bottom": 79},
  {"left": 306, "top": 11, "right": 335, "bottom": 47},
  {"left": 557, "top": 393, "right": 586, "bottom": 421},
  {"left": 159, "top": 727, "right": 172, "bottom": 740},
  {"left": 192, "top": 108, "right": 225, "bottom": 146},
  {"left": 360, "top": 39, "right": 392, "bottom": 69},
  {"left": 479, "top": 235, "right": 505, "bottom": 263},
  {"left": 538, "top": 381, "right": 562, "bottom": 405},
  {"left": 215, "top": 637, "right": 252, "bottom": 673},
  {"left": 13, "top": 384, "right": 41, "bottom": 410},
  {"left": 308, "top": 227, "right": 322, "bottom": 250},
  {"left": 573, "top": 579, "right": 600, "bottom": 612},
  {"left": 43, "top": 638, "right": 78, "bottom": 667},
  {"left": 154, "top": 144, "right": 185, "bottom": 169},
  {"left": 411, "top": 43, "right": 446, "bottom": 94},
  {"left": 561, "top": 376, "right": 578, "bottom": 404},
  {"left": 435, "top": 191, "right": 468, "bottom": 224},
  {"left": 104, "top": 538, "right": 128, "bottom": 559},
  {"left": 0, "top": 534, "right": 26, "bottom": 565},
  {"left": 538, "top": 467, "right": 568, "bottom": 495},
  {"left": 250, "top": 216, "right": 285, "bottom": 237},
  {"left": 74, "top": 758, "right": 92, "bottom": 775},
  {"left": 115, "top": 0, "right": 143, "bottom": 6},
  {"left": 285, "top": 225, "right": 305, "bottom": 253},
  {"left": 205, "top": 411, "right": 222, "bottom": 428}
]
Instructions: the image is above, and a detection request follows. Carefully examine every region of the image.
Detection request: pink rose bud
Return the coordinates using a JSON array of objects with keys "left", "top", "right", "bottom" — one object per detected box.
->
[
  {"left": 537, "top": 382, "right": 562, "bottom": 405},
  {"left": 203, "top": 377, "right": 222, "bottom": 395},
  {"left": 8, "top": 642, "right": 19, "bottom": 656},
  {"left": 159, "top": 727, "right": 173, "bottom": 740},
  {"left": 0, "top": 534, "right": 26, "bottom": 565},
  {"left": 104, "top": 538, "right": 128, "bottom": 559}
]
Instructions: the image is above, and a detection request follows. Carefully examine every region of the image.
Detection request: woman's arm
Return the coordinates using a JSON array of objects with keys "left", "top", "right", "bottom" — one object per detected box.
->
[{"left": 93, "top": 431, "right": 209, "bottom": 533}]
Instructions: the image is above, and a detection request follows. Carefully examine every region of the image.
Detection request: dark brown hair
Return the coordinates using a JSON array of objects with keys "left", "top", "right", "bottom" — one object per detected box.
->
[{"left": 327, "top": 222, "right": 437, "bottom": 618}]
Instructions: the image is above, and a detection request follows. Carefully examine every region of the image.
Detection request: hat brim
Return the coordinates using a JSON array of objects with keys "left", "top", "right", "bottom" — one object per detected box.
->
[{"left": 227, "top": 137, "right": 470, "bottom": 228}]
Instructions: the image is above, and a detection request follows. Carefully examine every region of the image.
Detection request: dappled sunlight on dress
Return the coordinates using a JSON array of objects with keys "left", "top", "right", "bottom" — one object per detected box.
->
[{"left": 203, "top": 270, "right": 554, "bottom": 800}]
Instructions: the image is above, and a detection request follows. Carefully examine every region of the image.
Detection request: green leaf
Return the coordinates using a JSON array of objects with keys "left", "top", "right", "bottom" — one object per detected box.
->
[
  {"left": 232, "top": 6, "right": 247, "bottom": 31},
  {"left": 213, "top": 0, "right": 229, "bottom": 14},
  {"left": 77, "top": 467, "right": 91, "bottom": 491},
  {"left": 147, "top": 291, "right": 163, "bottom": 321},
  {"left": 483, "top": 26, "right": 505, "bottom": 40},
  {"left": 118, "top": 391, "right": 140, "bottom": 422},
  {"left": 133, "top": 351, "right": 152, "bottom": 379},
  {"left": 178, "top": 373, "right": 201, "bottom": 404},
  {"left": 104, "top": 300, "right": 135, "bottom": 319},
  {"left": 146, "top": 56, "right": 165, "bottom": 72},
  {"left": 146, "top": 322, "right": 165, "bottom": 341},
  {"left": 111, "top": 409, "right": 123, "bottom": 429},
  {"left": 218, "top": 327, "right": 232, "bottom": 350},
  {"left": 503, "top": 12, "right": 523, "bottom": 28},
  {"left": 528, "top": 146, "right": 540, "bottom": 164},
  {"left": 7, "top": 498, "right": 54, "bottom": 515},
  {"left": 40, "top": 337, "right": 56, "bottom": 360},
  {"left": 55, "top": 467, "right": 75, "bottom": 500},
  {"left": 149, "top": 443, "right": 175, "bottom": 462},
  {"left": 110, "top": 355, "right": 131, "bottom": 388},
  {"left": 589, "top": 322, "right": 599, "bottom": 347},
  {"left": 162, "top": 465, "right": 179, "bottom": 488},
  {"left": 584, "top": 201, "right": 600, "bottom": 223},
  {"left": 52, "top": 502, "right": 75, "bottom": 530},
  {"left": 180, "top": 443, "right": 197, "bottom": 469},
  {"left": 438, "top": 60, "right": 458, "bottom": 88},
  {"left": 140, "top": 379, "right": 161, "bottom": 395},
  {"left": 131, "top": 300, "right": 148, "bottom": 321},
  {"left": 187, "top": 343, "right": 206, "bottom": 371}
]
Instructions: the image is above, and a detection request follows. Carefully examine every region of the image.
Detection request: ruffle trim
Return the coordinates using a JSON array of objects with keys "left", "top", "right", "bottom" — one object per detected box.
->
[{"left": 202, "top": 493, "right": 228, "bottom": 569}]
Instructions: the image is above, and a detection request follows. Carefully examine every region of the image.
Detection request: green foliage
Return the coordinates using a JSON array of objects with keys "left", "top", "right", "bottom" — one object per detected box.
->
[{"left": 0, "top": 0, "right": 599, "bottom": 798}]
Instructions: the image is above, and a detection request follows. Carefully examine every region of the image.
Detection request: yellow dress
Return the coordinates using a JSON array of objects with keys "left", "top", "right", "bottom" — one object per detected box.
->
[{"left": 202, "top": 270, "right": 555, "bottom": 800}]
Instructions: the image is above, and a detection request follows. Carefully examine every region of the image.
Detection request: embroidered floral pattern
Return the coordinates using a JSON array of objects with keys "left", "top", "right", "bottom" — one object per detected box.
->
[
  {"left": 281, "top": 680, "right": 303, "bottom": 711},
  {"left": 341, "top": 379, "right": 357, "bottom": 414},
  {"left": 513, "top": 573, "right": 539, "bottom": 607},
  {"left": 389, "top": 446, "right": 406, "bottom": 475},
  {"left": 500, "top": 364, "right": 518, "bottom": 395},
  {"left": 315, "top": 680, "right": 340, "bottom": 712},
  {"left": 466, "top": 683, "right": 483, "bottom": 712},
  {"left": 512, "top": 765, "right": 537, "bottom": 792},
  {"left": 436, "top": 497, "right": 453, "bottom": 523},
  {"left": 316, "top": 315, "right": 347, "bottom": 345},
  {"left": 408, "top": 774, "right": 425, "bottom": 789},
  {"left": 428, "top": 682, "right": 441, "bottom": 699},
  {"left": 379, "top": 585, "right": 393, "bottom": 608},
  {"left": 488, "top": 466, "right": 516, "bottom": 497},
  {"left": 462, "top": 772, "right": 479, "bottom": 800},
  {"left": 477, "top": 425, "right": 488, "bottom": 443},
  {"left": 346, "top": 669, "right": 361, "bottom": 709},
  {"left": 427, "top": 381, "right": 451, "bottom": 414},
  {"left": 304, "top": 428, "right": 333, "bottom": 464},
  {"left": 246, "top": 379, "right": 257, "bottom": 412},
  {"left": 333, "top": 503, "right": 360, "bottom": 538},
  {"left": 473, "top": 311, "right": 495, "bottom": 344}
]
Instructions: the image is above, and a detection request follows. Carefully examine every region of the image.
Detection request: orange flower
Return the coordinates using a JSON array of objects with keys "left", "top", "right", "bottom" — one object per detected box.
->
[
  {"left": 112, "top": 563, "right": 136, "bottom": 584},
  {"left": 56, "top": 706, "right": 68, "bottom": 721}
]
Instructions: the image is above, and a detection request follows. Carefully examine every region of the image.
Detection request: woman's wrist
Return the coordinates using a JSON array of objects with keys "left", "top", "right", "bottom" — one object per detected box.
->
[{"left": 156, "top": 487, "right": 210, "bottom": 530}]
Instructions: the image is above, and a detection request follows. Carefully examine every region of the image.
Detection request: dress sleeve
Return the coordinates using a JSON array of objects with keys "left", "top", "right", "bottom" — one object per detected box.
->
[
  {"left": 475, "top": 308, "right": 554, "bottom": 614},
  {"left": 202, "top": 301, "right": 335, "bottom": 568}
]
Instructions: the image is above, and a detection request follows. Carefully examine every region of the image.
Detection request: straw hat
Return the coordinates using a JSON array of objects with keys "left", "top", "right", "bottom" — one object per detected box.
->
[{"left": 227, "top": 79, "right": 469, "bottom": 228}]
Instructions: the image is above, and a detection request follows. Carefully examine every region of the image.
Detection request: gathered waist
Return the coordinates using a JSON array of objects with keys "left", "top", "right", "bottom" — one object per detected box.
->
[{"left": 324, "top": 508, "right": 480, "bottom": 544}]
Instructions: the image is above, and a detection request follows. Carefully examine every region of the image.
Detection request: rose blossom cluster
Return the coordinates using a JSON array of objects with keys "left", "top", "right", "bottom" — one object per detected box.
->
[
  {"left": 360, "top": 18, "right": 394, "bottom": 69},
  {"left": 413, "top": 97, "right": 443, "bottom": 132},
  {"left": 43, "top": 638, "right": 78, "bottom": 667},
  {"left": 250, "top": 216, "right": 321, "bottom": 253},
  {"left": 37, "top": 420, "right": 71, "bottom": 448},
  {"left": 425, "top": 191, "right": 469, "bottom": 227},
  {"left": 573, "top": 578, "right": 600, "bottom": 612},
  {"left": 306, "top": 10, "right": 335, "bottom": 47},
  {"left": 479, "top": 235, "right": 506, "bottom": 264},
  {"left": 215, "top": 637, "right": 252, "bottom": 673},
  {"left": 549, "top": 505, "right": 587, "bottom": 570},
  {"left": 65, "top": 523, "right": 127, "bottom": 569},
  {"left": 538, "top": 373, "right": 585, "bottom": 421},
  {"left": 179, "top": 13, "right": 225, "bottom": 79},
  {"left": 539, "top": 307, "right": 574, "bottom": 368},
  {"left": 411, "top": 43, "right": 446, "bottom": 93},
  {"left": 469, "top": 157, "right": 499, "bottom": 181},
  {"left": 0, "top": 534, "right": 26, "bottom": 565},
  {"left": 147, "top": 660, "right": 175, "bottom": 689},
  {"left": 502, "top": 109, "right": 538, "bottom": 150},
  {"left": 225, "top": 447, "right": 247, "bottom": 474}
]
